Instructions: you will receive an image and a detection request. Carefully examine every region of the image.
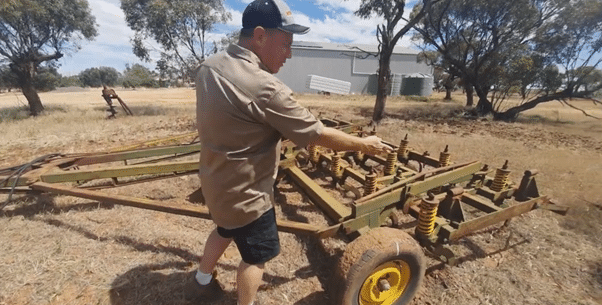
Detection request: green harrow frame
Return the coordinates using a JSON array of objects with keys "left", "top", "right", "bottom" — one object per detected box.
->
[{"left": 0, "top": 118, "right": 567, "bottom": 305}]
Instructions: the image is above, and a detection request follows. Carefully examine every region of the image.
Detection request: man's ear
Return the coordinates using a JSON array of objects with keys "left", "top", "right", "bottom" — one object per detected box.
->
[{"left": 252, "top": 26, "right": 268, "bottom": 48}]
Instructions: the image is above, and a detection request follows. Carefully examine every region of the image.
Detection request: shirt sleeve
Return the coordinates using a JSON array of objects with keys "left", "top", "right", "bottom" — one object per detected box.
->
[{"left": 263, "top": 87, "right": 324, "bottom": 147}]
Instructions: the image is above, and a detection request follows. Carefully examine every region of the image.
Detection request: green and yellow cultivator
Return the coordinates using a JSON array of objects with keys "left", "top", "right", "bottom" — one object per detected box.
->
[{"left": 0, "top": 118, "right": 567, "bottom": 305}]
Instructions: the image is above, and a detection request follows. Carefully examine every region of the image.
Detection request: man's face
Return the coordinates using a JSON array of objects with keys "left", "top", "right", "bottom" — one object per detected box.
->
[{"left": 260, "top": 29, "right": 293, "bottom": 74}]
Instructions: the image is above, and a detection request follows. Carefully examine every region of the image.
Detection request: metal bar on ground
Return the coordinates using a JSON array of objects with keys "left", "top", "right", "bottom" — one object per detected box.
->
[
  {"left": 462, "top": 193, "right": 503, "bottom": 213},
  {"left": 30, "top": 182, "right": 324, "bottom": 236},
  {"left": 40, "top": 161, "right": 199, "bottom": 183},
  {"left": 74, "top": 143, "right": 201, "bottom": 166},
  {"left": 445, "top": 196, "right": 549, "bottom": 241},
  {"left": 284, "top": 165, "right": 352, "bottom": 222},
  {"left": 108, "top": 132, "right": 198, "bottom": 152}
]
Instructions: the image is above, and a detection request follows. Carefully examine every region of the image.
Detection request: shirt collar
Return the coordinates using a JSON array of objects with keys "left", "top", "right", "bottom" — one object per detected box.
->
[{"left": 227, "top": 43, "right": 270, "bottom": 73}]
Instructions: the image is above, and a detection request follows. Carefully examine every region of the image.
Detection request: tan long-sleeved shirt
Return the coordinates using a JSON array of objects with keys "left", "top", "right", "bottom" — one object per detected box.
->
[{"left": 196, "top": 43, "right": 323, "bottom": 229}]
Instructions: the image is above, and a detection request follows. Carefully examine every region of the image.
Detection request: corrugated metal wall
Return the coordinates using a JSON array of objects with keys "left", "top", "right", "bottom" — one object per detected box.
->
[{"left": 276, "top": 48, "right": 432, "bottom": 95}]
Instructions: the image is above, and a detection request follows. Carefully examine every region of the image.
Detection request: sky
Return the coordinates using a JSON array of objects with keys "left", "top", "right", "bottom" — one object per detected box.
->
[{"left": 56, "top": 0, "right": 417, "bottom": 76}]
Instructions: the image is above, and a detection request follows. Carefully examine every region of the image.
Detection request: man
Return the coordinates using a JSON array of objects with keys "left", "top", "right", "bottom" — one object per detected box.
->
[{"left": 190, "top": 0, "right": 392, "bottom": 304}]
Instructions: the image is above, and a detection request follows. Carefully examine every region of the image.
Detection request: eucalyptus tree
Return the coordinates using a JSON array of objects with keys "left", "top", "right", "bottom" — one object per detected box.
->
[
  {"left": 496, "top": 0, "right": 602, "bottom": 119},
  {"left": 0, "top": 0, "right": 98, "bottom": 115},
  {"left": 121, "top": 0, "right": 231, "bottom": 81},
  {"left": 350, "top": 0, "right": 448, "bottom": 123},
  {"left": 212, "top": 30, "right": 240, "bottom": 54},
  {"left": 79, "top": 66, "right": 120, "bottom": 87},
  {"left": 415, "top": 0, "right": 602, "bottom": 120},
  {"left": 121, "top": 63, "right": 157, "bottom": 88}
]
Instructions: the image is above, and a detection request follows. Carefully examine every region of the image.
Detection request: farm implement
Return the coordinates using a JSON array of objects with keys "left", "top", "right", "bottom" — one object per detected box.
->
[{"left": 0, "top": 118, "right": 567, "bottom": 305}]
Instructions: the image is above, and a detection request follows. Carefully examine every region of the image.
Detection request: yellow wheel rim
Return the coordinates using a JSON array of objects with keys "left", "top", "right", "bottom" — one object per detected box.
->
[{"left": 358, "top": 260, "right": 411, "bottom": 305}]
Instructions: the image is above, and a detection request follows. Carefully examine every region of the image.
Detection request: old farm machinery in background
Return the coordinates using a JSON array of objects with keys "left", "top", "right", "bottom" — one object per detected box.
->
[{"left": 0, "top": 118, "right": 567, "bottom": 305}]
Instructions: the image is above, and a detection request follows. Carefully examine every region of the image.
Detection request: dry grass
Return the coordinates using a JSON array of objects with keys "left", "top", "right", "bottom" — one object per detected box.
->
[{"left": 1, "top": 88, "right": 601, "bottom": 305}]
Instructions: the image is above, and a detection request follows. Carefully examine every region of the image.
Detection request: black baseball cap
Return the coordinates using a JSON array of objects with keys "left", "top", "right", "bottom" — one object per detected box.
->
[{"left": 242, "top": 0, "right": 310, "bottom": 35}]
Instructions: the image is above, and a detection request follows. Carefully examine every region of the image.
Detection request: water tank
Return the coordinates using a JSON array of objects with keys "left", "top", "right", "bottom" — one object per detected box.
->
[
  {"left": 400, "top": 73, "right": 433, "bottom": 96},
  {"left": 390, "top": 73, "right": 403, "bottom": 96},
  {"left": 365, "top": 74, "right": 378, "bottom": 95}
]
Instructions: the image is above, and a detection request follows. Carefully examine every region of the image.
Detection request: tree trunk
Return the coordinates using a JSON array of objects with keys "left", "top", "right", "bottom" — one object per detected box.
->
[
  {"left": 465, "top": 85, "right": 474, "bottom": 107},
  {"left": 21, "top": 80, "right": 44, "bottom": 116},
  {"left": 11, "top": 62, "right": 44, "bottom": 116},
  {"left": 496, "top": 92, "right": 566, "bottom": 121},
  {"left": 372, "top": 54, "right": 391, "bottom": 123},
  {"left": 444, "top": 88, "right": 452, "bottom": 100},
  {"left": 474, "top": 87, "right": 493, "bottom": 115}
]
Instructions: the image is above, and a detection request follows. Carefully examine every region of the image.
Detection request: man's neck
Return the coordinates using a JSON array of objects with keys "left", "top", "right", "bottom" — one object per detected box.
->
[{"left": 237, "top": 38, "right": 255, "bottom": 54}]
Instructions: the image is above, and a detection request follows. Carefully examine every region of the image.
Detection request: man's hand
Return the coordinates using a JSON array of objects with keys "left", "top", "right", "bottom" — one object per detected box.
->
[
  {"left": 361, "top": 135, "right": 393, "bottom": 155},
  {"left": 310, "top": 127, "right": 394, "bottom": 156}
]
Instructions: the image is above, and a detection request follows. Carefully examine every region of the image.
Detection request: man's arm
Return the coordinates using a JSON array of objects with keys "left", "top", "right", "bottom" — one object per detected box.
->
[{"left": 309, "top": 126, "right": 393, "bottom": 155}]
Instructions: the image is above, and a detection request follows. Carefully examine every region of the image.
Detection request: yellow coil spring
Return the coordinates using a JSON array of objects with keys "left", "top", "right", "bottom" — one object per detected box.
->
[
  {"left": 397, "top": 136, "right": 409, "bottom": 156},
  {"left": 364, "top": 170, "right": 377, "bottom": 196},
  {"left": 439, "top": 152, "right": 451, "bottom": 168},
  {"left": 385, "top": 152, "right": 397, "bottom": 176},
  {"left": 308, "top": 145, "right": 319, "bottom": 164},
  {"left": 439, "top": 145, "right": 451, "bottom": 168},
  {"left": 491, "top": 168, "right": 510, "bottom": 192},
  {"left": 331, "top": 153, "right": 342, "bottom": 177},
  {"left": 417, "top": 199, "right": 439, "bottom": 235}
]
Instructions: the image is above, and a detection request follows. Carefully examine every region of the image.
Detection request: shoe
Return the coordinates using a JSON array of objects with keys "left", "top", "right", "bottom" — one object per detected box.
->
[{"left": 184, "top": 270, "right": 225, "bottom": 303}]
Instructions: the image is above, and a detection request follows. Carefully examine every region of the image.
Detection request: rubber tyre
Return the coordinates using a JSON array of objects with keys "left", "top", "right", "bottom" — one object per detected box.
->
[{"left": 336, "top": 227, "right": 425, "bottom": 305}]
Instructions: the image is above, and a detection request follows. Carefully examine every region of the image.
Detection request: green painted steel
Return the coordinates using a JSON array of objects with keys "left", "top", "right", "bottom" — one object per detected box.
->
[
  {"left": 284, "top": 165, "right": 352, "bottom": 222},
  {"left": 74, "top": 143, "right": 201, "bottom": 166},
  {"left": 40, "top": 161, "right": 199, "bottom": 183}
]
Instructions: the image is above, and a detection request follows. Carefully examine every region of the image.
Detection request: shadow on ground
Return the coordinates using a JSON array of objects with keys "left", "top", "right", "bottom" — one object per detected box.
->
[
  {"left": 0, "top": 105, "right": 70, "bottom": 123},
  {"left": 109, "top": 262, "right": 241, "bottom": 305}
]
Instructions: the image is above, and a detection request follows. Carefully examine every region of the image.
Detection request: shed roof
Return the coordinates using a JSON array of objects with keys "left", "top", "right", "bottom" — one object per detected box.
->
[{"left": 292, "top": 41, "right": 419, "bottom": 55}]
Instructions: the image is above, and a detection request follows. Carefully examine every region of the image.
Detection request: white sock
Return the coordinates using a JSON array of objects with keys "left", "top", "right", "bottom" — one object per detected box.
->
[
  {"left": 238, "top": 302, "right": 254, "bottom": 305},
  {"left": 195, "top": 270, "right": 212, "bottom": 285}
]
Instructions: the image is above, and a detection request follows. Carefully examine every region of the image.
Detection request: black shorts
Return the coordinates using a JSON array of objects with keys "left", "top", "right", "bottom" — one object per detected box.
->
[{"left": 216, "top": 208, "right": 280, "bottom": 265}]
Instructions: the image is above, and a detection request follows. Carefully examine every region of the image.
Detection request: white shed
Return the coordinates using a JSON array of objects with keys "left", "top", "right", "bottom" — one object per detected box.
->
[{"left": 276, "top": 41, "right": 433, "bottom": 95}]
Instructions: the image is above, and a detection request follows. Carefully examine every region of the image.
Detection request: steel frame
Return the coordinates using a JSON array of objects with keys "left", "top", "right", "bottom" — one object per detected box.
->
[{"left": 1, "top": 118, "right": 567, "bottom": 261}]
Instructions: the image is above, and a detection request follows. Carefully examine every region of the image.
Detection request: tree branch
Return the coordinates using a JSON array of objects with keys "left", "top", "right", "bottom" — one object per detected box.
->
[
  {"left": 340, "top": 45, "right": 378, "bottom": 59},
  {"left": 559, "top": 98, "right": 601, "bottom": 119}
]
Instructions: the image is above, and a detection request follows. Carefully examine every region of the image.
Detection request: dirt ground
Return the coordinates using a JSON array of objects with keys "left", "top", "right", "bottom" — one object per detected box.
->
[{"left": 1, "top": 88, "right": 601, "bottom": 305}]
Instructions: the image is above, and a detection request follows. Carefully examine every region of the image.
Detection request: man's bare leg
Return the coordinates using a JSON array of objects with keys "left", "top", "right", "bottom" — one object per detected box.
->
[
  {"left": 199, "top": 228, "right": 232, "bottom": 274},
  {"left": 237, "top": 261, "right": 264, "bottom": 305}
]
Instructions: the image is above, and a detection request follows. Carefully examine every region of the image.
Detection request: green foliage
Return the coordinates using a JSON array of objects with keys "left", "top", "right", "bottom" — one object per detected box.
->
[
  {"left": 121, "top": 0, "right": 231, "bottom": 75},
  {"left": 571, "top": 67, "right": 602, "bottom": 92},
  {"left": 212, "top": 30, "right": 240, "bottom": 54},
  {"left": 98, "top": 67, "right": 121, "bottom": 86},
  {"left": 415, "top": 0, "right": 602, "bottom": 119},
  {"left": 494, "top": 53, "right": 545, "bottom": 99},
  {"left": 1, "top": 64, "right": 60, "bottom": 91},
  {"left": 0, "top": 0, "right": 98, "bottom": 114},
  {"left": 79, "top": 68, "right": 102, "bottom": 87},
  {"left": 417, "top": 0, "right": 548, "bottom": 91},
  {"left": 78, "top": 67, "right": 121, "bottom": 87},
  {"left": 533, "top": 0, "right": 602, "bottom": 94},
  {"left": 121, "top": 63, "right": 158, "bottom": 88},
  {"left": 0, "top": 65, "right": 17, "bottom": 91},
  {"left": 59, "top": 75, "right": 83, "bottom": 87},
  {"left": 33, "top": 66, "right": 60, "bottom": 92},
  {"left": 537, "top": 65, "right": 562, "bottom": 94}
]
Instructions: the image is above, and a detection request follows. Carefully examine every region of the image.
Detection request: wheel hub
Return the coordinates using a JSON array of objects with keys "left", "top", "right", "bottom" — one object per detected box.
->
[{"left": 359, "top": 260, "right": 411, "bottom": 305}]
